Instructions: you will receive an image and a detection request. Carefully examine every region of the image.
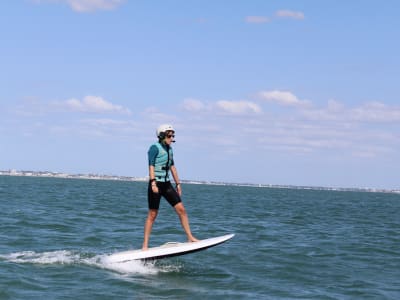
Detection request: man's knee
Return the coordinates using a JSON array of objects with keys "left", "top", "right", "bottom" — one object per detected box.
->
[
  {"left": 147, "top": 209, "right": 158, "bottom": 221},
  {"left": 174, "top": 203, "right": 187, "bottom": 216}
]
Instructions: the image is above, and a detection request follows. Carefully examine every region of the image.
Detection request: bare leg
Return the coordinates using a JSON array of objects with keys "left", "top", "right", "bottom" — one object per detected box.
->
[
  {"left": 142, "top": 209, "right": 158, "bottom": 250},
  {"left": 174, "top": 203, "right": 199, "bottom": 242}
]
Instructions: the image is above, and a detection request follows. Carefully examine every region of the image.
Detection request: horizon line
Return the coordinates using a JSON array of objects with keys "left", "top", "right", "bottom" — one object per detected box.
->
[{"left": 1, "top": 169, "right": 399, "bottom": 194}]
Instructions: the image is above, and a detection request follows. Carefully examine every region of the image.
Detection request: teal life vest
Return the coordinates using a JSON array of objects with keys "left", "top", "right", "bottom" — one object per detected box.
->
[{"left": 153, "top": 142, "right": 173, "bottom": 182}]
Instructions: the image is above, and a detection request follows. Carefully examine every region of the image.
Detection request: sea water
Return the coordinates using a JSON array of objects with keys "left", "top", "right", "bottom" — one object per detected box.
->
[{"left": 0, "top": 176, "right": 399, "bottom": 299}]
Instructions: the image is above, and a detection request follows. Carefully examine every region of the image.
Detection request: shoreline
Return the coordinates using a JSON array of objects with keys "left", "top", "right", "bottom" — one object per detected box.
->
[{"left": 1, "top": 169, "right": 399, "bottom": 195}]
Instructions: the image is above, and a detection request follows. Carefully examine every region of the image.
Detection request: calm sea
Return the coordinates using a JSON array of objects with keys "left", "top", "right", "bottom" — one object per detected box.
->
[{"left": 0, "top": 176, "right": 399, "bottom": 299}]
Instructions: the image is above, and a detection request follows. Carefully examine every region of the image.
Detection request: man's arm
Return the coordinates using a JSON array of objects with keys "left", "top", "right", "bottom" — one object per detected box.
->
[{"left": 170, "top": 165, "right": 182, "bottom": 196}]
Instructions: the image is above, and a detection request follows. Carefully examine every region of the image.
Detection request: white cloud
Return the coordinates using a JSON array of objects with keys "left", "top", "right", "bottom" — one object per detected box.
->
[
  {"left": 80, "top": 118, "right": 140, "bottom": 137},
  {"left": 275, "top": 10, "right": 305, "bottom": 20},
  {"left": 81, "top": 118, "right": 135, "bottom": 127},
  {"left": 176, "top": 95, "right": 399, "bottom": 163},
  {"left": 301, "top": 100, "right": 400, "bottom": 123},
  {"left": 327, "top": 99, "right": 344, "bottom": 112},
  {"left": 215, "top": 100, "right": 262, "bottom": 115},
  {"left": 11, "top": 90, "right": 399, "bottom": 167},
  {"left": 181, "top": 98, "right": 262, "bottom": 115},
  {"left": 67, "top": 0, "right": 124, "bottom": 12},
  {"left": 46, "top": 117, "right": 141, "bottom": 139},
  {"left": 61, "top": 95, "right": 131, "bottom": 114},
  {"left": 259, "top": 90, "right": 311, "bottom": 107},
  {"left": 351, "top": 101, "right": 400, "bottom": 122},
  {"left": 181, "top": 98, "right": 206, "bottom": 112},
  {"left": 245, "top": 16, "right": 270, "bottom": 24},
  {"left": 31, "top": 0, "right": 124, "bottom": 13},
  {"left": 245, "top": 10, "right": 304, "bottom": 24},
  {"left": 142, "top": 107, "right": 177, "bottom": 123}
]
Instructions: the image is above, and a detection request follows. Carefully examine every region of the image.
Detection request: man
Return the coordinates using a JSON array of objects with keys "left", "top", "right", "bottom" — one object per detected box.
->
[{"left": 142, "top": 124, "right": 198, "bottom": 250}]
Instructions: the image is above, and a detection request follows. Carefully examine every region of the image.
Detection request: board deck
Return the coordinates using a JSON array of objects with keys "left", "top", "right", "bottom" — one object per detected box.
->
[{"left": 104, "top": 233, "right": 235, "bottom": 263}]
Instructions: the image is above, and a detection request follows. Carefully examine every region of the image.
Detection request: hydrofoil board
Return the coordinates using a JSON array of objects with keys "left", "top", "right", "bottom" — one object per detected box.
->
[{"left": 105, "top": 233, "right": 234, "bottom": 263}]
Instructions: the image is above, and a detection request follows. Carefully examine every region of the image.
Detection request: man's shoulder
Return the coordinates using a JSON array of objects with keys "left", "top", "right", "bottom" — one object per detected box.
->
[
  {"left": 149, "top": 143, "right": 159, "bottom": 149},
  {"left": 149, "top": 142, "right": 173, "bottom": 153},
  {"left": 148, "top": 143, "right": 159, "bottom": 154}
]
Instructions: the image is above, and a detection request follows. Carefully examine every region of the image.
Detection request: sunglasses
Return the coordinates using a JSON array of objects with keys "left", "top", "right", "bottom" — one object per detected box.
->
[{"left": 166, "top": 134, "right": 175, "bottom": 138}]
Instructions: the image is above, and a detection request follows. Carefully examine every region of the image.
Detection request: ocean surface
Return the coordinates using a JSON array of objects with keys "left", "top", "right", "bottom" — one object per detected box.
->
[{"left": 0, "top": 176, "right": 399, "bottom": 300}]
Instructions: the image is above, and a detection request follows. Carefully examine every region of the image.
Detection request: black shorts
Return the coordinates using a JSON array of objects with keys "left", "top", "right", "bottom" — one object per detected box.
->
[{"left": 148, "top": 181, "right": 181, "bottom": 210}]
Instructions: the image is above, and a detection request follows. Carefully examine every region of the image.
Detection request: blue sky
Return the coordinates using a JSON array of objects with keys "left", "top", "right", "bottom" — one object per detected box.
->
[{"left": 1, "top": 0, "right": 400, "bottom": 189}]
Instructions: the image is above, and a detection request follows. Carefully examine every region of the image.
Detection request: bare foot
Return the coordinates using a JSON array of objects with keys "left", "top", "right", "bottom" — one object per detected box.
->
[{"left": 188, "top": 237, "right": 200, "bottom": 243}]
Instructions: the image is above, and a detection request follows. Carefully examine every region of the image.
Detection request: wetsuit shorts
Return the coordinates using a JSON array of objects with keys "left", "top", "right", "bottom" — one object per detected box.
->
[{"left": 148, "top": 181, "right": 181, "bottom": 210}]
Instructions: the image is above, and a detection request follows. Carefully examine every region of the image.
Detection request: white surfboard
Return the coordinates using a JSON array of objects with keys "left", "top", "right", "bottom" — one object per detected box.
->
[{"left": 104, "top": 233, "right": 235, "bottom": 263}]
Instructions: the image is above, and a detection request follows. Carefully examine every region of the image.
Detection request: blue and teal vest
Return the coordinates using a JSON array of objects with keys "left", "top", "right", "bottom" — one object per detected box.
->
[{"left": 153, "top": 142, "right": 173, "bottom": 182}]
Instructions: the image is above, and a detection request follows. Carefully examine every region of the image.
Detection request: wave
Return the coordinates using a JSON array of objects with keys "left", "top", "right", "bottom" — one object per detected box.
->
[{"left": 0, "top": 250, "right": 179, "bottom": 275}]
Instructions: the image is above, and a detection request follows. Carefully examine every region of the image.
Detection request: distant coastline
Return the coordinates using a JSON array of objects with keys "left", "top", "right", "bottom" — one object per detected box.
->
[{"left": 1, "top": 169, "right": 399, "bottom": 194}]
